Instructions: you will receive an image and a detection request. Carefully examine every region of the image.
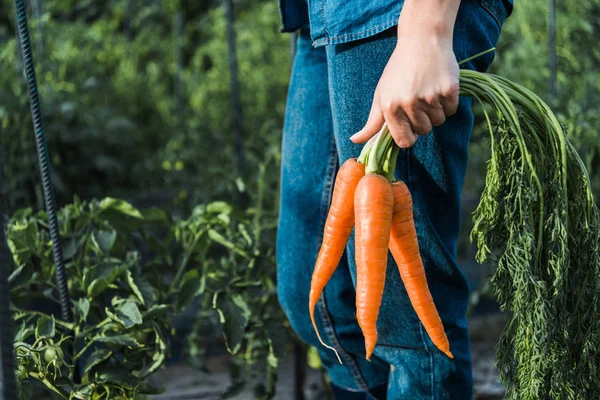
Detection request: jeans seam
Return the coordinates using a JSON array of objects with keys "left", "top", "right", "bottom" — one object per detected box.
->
[
  {"left": 320, "top": 0, "right": 329, "bottom": 38},
  {"left": 312, "top": 16, "right": 398, "bottom": 47},
  {"left": 315, "top": 137, "right": 369, "bottom": 391},
  {"left": 480, "top": 0, "right": 503, "bottom": 30}
]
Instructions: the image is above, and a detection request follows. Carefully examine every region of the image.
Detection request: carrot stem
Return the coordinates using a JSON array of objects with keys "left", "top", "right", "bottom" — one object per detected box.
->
[
  {"left": 357, "top": 125, "right": 386, "bottom": 165},
  {"left": 365, "top": 125, "right": 395, "bottom": 175}
]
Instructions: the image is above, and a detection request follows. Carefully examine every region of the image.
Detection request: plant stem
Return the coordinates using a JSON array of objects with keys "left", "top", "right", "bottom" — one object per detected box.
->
[
  {"left": 458, "top": 47, "right": 496, "bottom": 66},
  {"left": 74, "top": 338, "right": 97, "bottom": 361},
  {"left": 357, "top": 125, "right": 385, "bottom": 165},
  {"left": 365, "top": 125, "right": 395, "bottom": 175},
  {"left": 78, "top": 317, "right": 111, "bottom": 337},
  {"left": 28, "top": 372, "right": 69, "bottom": 398},
  {"left": 169, "top": 232, "right": 204, "bottom": 292}
]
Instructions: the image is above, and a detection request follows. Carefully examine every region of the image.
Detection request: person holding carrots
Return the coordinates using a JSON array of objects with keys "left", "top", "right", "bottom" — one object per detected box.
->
[{"left": 276, "top": 0, "right": 512, "bottom": 398}]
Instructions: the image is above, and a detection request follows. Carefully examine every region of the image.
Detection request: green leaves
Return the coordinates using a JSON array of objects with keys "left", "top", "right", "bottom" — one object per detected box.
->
[
  {"left": 92, "top": 230, "right": 117, "bottom": 253},
  {"left": 208, "top": 229, "right": 250, "bottom": 258},
  {"left": 7, "top": 191, "right": 285, "bottom": 400},
  {"left": 213, "top": 292, "right": 251, "bottom": 354},
  {"left": 7, "top": 197, "right": 174, "bottom": 399},
  {"left": 99, "top": 198, "right": 143, "bottom": 219},
  {"left": 35, "top": 316, "right": 56, "bottom": 339},
  {"left": 87, "top": 278, "right": 109, "bottom": 298},
  {"left": 462, "top": 70, "right": 600, "bottom": 398},
  {"left": 74, "top": 298, "right": 90, "bottom": 321},
  {"left": 95, "top": 334, "right": 142, "bottom": 348},
  {"left": 176, "top": 269, "right": 203, "bottom": 311},
  {"left": 82, "top": 349, "right": 112, "bottom": 374},
  {"left": 107, "top": 300, "right": 143, "bottom": 329},
  {"left": 127, "top": 269, "right": 154, "bottom": 307}
]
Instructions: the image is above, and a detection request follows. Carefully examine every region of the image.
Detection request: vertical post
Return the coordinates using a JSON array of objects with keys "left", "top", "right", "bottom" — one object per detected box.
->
[
  {"left": 14, "top": 0, "right": 73, "bottom": 325},
  {"left": 223, "top": 0, "right": 245, "bottom": 175},
  {"left": 548, "top": 0, "right": 557, "bottom": 100}
]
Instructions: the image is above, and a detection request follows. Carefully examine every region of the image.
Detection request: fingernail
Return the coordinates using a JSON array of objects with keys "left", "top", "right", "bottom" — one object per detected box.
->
[{"left": 350, "top": 132, "right": 360, "bottom": 141}]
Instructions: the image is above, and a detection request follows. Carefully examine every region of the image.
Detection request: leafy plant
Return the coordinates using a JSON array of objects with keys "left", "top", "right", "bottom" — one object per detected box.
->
[
  {"left": 172, "top": 164, "right": 288, "bottom": 399},
  {"left": 8, "top": 165, "right": 288, "bottom": 399},
  {"left": 8, "top": 198, "right": 172, "bottom": 399},
  {"left": 462, "top": 71, "right": 600, "bottom": 398}
]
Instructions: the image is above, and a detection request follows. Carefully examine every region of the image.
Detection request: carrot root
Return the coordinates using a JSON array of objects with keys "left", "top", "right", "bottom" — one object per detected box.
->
[
  {"left": 309, "top": 158, "right": 365, "bottom": 364},
  {"left": 389, "top": 181, "right": 453, "bottom": 359},
  {"left": 354, "top": 174, "right": 394, "bottom": 361}
]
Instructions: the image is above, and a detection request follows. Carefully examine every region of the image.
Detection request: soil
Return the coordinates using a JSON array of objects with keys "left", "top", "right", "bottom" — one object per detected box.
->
[{"left": 149, "top": 313, "right": 507, "bottom": 400}]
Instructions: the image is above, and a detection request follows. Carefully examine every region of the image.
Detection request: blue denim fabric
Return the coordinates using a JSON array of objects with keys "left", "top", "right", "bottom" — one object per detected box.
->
[
  {"left": 276, "top": 0, "right": 508, "bottom": 398},
  {"left": 279, "top": 0, "right": 513, "bottom": 47}
]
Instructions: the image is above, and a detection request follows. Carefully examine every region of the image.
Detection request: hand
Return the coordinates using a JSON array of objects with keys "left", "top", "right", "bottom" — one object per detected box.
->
[{"left": 351, "top": 1, "right": 461, "bottom": 148}]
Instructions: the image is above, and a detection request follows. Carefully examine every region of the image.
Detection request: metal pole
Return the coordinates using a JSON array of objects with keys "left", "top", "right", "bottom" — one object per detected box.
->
[{"left": 14, "top": 0, "right": 73, "bottom": 325}]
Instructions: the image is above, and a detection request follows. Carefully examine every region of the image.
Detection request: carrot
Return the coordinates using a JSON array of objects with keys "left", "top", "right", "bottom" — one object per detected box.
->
[
  {"left": 388, "top": 181, "right": 453, "bottom": 359},
  {"left": 354, "top": 173, "right": 394, "bottom": 360},
  {"left": 309, "top": 158, "right": 365, "bottom": 363}
]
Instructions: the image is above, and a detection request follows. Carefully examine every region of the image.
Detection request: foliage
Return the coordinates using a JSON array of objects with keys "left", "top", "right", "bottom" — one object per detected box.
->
[
  {"left": 9, "top": 198, "right": 172, "bottom": 399},
  {"left": 462, "top": 71, "right": 600, "bottom": 399},
  {"left": 2, "top": 0, "right": 600, "bottom": 397},
  {"left": 172, "top": 164, "right": 288, "bottom": 399},
  {"left": 8, "top": 175, "right": 288, "bottom": 399},
  {"left": 459, "top": 0, "right": 600, "bottom": 270},
  {"left": 0, "top": 0, "right": 289, "bottom": 213}
]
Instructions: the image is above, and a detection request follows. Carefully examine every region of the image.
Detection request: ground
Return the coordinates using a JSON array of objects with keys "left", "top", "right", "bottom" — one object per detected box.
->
[{"left": 149, "top": 313, "right": 507, "bottom": 400}]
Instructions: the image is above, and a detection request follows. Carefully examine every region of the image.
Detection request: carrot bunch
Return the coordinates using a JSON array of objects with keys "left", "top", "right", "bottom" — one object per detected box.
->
[{"left": 309, "top": 124, "right": 452, "bottom": 362}]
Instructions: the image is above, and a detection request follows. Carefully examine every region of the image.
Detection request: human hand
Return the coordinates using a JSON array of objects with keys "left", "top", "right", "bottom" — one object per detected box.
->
[{"left": 351, "top": 0, "right": 461, "bottom": 148}]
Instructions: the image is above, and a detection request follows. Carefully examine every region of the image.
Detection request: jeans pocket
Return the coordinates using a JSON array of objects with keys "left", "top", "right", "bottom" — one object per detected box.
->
[{"left": 480, "top": 0, "right": 510, "bottom": 30}]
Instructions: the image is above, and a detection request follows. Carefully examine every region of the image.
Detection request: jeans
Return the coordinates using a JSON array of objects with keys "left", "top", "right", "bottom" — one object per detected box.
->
[{"left": 276, "top": 0, "right": 508, "bottom": 398}]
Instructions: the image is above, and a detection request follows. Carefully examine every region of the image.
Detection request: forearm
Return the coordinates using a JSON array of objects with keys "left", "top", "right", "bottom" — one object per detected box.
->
[{"left": 398, "top": 0, "right": 461, "bottom": 39}]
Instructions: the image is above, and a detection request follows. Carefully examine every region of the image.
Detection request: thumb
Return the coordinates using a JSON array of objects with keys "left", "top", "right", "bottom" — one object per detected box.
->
[{"left": 350, "top": 92, "right": 385, "bottom": 144}]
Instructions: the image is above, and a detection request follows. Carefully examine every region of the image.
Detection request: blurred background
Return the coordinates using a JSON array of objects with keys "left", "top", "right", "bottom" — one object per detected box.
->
[{"left": 0, "top": 0, "right": 599, "bottom": 399}]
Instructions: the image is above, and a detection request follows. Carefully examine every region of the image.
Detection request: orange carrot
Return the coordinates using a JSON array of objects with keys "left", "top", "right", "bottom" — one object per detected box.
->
[
  {"left": 309, "top": 158, "right": 365, "bottom": 362},
  {"left": 354, "top": 174, "right": 394, "bottom": 361},
  {"left": 388, "top": 181, "right": 453, "bottom": 359}
]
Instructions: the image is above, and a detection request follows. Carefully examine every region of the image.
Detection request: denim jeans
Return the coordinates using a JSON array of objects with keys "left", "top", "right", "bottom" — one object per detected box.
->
[{"left": 276, "top": 0, "right": 509, "bottom": 398}]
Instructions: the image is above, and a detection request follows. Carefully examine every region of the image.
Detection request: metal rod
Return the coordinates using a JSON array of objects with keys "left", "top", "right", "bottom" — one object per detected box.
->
[{"left": 14, "top": 0, "right": 73, "bottom": 324}]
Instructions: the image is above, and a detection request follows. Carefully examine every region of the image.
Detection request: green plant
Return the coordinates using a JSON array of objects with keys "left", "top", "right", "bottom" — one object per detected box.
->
[
  {"left": 173, "top": 164, "right": 288, "bottom": 399},
  {"left": 8, "top": 163, "right": 288, "bottom": 399},
  {"left": 9, "top": 198, "right": 172, "bottom": 399},
  {"left": 461, "top": 70, "right": 600, "bottom": 399}
]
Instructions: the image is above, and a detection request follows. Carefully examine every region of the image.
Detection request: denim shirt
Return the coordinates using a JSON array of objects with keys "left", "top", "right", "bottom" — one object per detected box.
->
[{"left": 279, "top": 0, "right": 514, "bottom": 47}]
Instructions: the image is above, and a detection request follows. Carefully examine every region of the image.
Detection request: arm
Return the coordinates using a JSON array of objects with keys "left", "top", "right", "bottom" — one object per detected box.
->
[{"left": 350, "top": 0, "right": 461, "bottom": 148}]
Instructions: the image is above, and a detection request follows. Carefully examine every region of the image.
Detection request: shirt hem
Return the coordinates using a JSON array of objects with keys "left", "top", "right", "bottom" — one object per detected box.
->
[{"left": 311, "top": 16, "right": 399, "bottom": 48}]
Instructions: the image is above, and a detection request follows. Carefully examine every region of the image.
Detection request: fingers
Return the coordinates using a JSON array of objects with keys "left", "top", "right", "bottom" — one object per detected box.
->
[
  {"left": 405, "top": 107, "right": 433, "bottom": 136},
  {"left": 382, "top": 104, "right": 417, "bottom": 148},
  {"left": 351, "top": 88, "right": 385, "bottom": 144},
  {"left": 439, "top": 80, "right": 460, "bottom": 116},
  {"left": 353, "top": 80, "right": 460, "bottom": 148}
]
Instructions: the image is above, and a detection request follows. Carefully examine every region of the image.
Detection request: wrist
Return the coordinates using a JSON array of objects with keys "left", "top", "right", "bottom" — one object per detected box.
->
[{"left": 398, "top": 0, "right": 460, "bottom": 38}]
